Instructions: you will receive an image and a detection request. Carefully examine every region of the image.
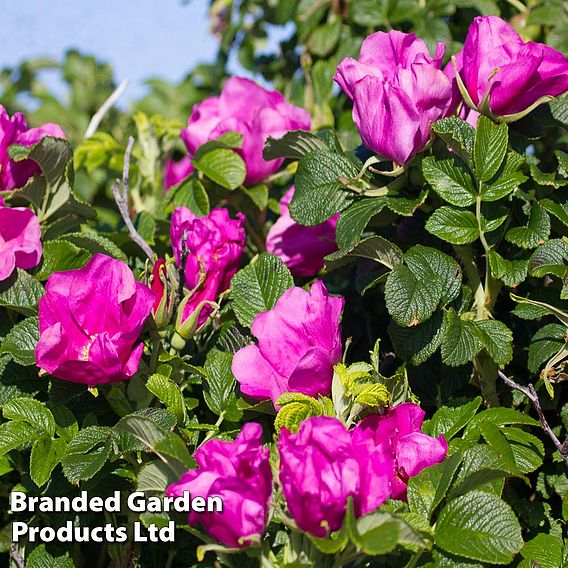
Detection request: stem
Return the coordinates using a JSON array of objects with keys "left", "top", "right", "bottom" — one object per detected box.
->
[
  {"left": 10, "top": 545, "right": 25, "bottom": 568},
  {"left": 498, "top": 370, "right": 568, "bottom": 469},
  {"left": 112, "top": 137, "right": 155, "bottom": 260},
  {"left": 453, "top": 245, "right": 485, "bottom": 320},
  {"left": 84, "top": 79, "right": 128, "bottom": 138},
  {"left": 199, "top": 412, "right": 226, "bottom": 447}
]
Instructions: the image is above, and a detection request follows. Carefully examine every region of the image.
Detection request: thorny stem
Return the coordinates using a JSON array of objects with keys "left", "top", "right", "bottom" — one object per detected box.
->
[
  {"left": 112, "top": 136, "right": 155, "bottom": 260},
  {"left": 498, "top": 370, "right": 568, "bottom": 469},
  {"left": 10, "top": 544, "right": 25, "bottom": 568}
]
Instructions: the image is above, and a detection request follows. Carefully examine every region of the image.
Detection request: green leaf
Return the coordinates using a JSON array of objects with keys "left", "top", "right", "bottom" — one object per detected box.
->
[
  {"left": 422, "top": 156, "right": 476, "bottom": 207},
  {"left": 275, "top": 393, "right": 325, "bottom": 433},
  {"left": 474, "top": 320, "right": 513, "bottom": 366},
  {"left": 529, "top": 239, "right": 568, "bottom": 279},
  {"left": 432, "top": 117, "right": 475, "bottom": 164},
  {"left": 425, "top": 206, "right": 479, "bottom": 244},
  {"left": 487, "top": 251, "right": 529, "bottom": 287},
  {"left": 137, "top": 460, "right": 180, "bottom": 492},
  {"left": 335, "top": 197, "right": 387, "bottom": 249},
  {"left": 528, "top": 323, "right": 565, "bottom": 374},
  {"left": 325, "top": 236, "right": 402, "bottom": 271},
  {"left": 388, "top": 310, "right": 446, "bottom": 366},
  {"left": 0, "top": 420, "right": 38, "bottom": 453},
  {"left": 404, "top": 245, "right": 462, "bottom": 304},
  {"left": 519, "top": 534, "right": 563, "bottom": 568},
  {"left": 385, "top": 265, "right": 441, "bottom": 327},
  {"left": 474, "top": 116, "right": 508, "bottom": 182},
  {"left": 436, "top": 491, "right": 523, "bottom": 564},
  {"left": 540, "top": 197, "right": 568, "bottom": 228},
  {"left": 3, "top": 397, "right": 55, "bottom": 435},
  {"left": 466, "top": 407, "right": 540, "bottom": 432},
  {"left": 166, "top": 178, "right": 210, "bottom": 216},
  {"left": 63, "top": 232, "right": 127, "bottom": 261},
  {"left": 263, "top": 130, "right": 328, "bottom": 161},
  {"left": 193, "top": 147, "right": 246, "bottom": 190},
  {"left": 242, "top": 184, "right": 268, "bottom": 210},
  {"left": 481, "top": 172, "right": 527, "bottom": 202},
  {"left": 27, "top": 544, "right": 74, "bottom": 568},
  {"left": 146, "top": 374, "right": 186, "bottom": 425},
  {"left": 35, "top": 240, "right": 91, "bottom": 280},
  {"left": 203, "top": 349, "right": 243, "bottom": 422},
  {"left": 425, "top": 397, "right": 483, "bottom": 440},
  {"left": 308, "top": 19, "right": 342, "bottom": 57},
  {"left": 290, "top": 150, "right": 360, "bottom": 225},
  {"left": 440, "top": 309, "right": 483, "bottom": 367},
  {"left": 0, "top": 316, "right": 39, "bottom": 366},
  {"left": 0, "top": 270, "right": 44, "bottom": 315},
  {"left": 505, "top": 202, "right": 551, "bottom": 249},
  {"left": 503, "top": 427, "right": 544, "bottom": 474},
  {"left": 530, "top": 163, "right": 568, "bottom": 189},
  {"left": 30, "top": 436, "right": 67, "bottom": 487},
  {"left": 230, "top": 252, "right": 293, "bottom": 327}
]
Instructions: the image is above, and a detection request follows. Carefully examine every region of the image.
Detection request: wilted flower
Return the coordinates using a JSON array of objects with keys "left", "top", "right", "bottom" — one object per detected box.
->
[
  {"left": 170, "top": 207, "right": 246, "bottom": 339},
  {"left": 352, "top": 402, "right": 448, "bottom": 500},
  {"left": 335, "top": 30, "right": 453, "bottom": 166},
  {"left": 0, "top": 197, "right": 42, "bottom": 281},
  {"left": 0, "top": 105, "right": 65, "bottom": 191},
  {"left": 166, "top": 422, "right": 272, "bottom": 548},
  {"left": 278, "top": 417, "right": 359, "bottom": 537},
  {"left": 266, "top": 186, "right": 338, "bottom": 277},
  {"left": 447, "top": 16, "right": 568, "bottom": 120},
  {"left": 164, "top": 155, "right": 193, "bottom": 190},
  {"left": 35, "top": 254, "right": 155, "bottom": 385},
  {"left": 181, "top": 77, "right": 311, "bottom": 185},
  {"left": 232, "top": 280, "right": 344, "bottom": 405}
]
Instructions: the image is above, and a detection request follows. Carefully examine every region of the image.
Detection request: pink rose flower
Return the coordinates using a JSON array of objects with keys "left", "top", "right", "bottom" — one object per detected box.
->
[
  {"left": 166, "top": 422, "right": 272, "bottom": 548},
  {"left": 181, "top": 77, "right": 311, "bottom": 185},
  {"left": 0, "top": 105, "right": 65, "bottom": 191},
  {"left": 35, "top": 254, "right": 155, "bottom": 385},
  {"left": 335, "top": 30, "right": 453, "bottom": 166},
  {"left": 232, "top": 280, "right": 344, "bottom": 405},
  {"left": 266, "top": 186, "right": 338, "bottom": 277},
  {"left": 170, "top": 207, "right": 246, "bottom": 328},
  {"left": 352, "top": 402, "right": 448, "bottom": 500},
  {"left": 0, "top": 198, "right": 42, "bottom": 281},
  {"left": 447, "top": 16, "right": 568, "bottom": 119}
]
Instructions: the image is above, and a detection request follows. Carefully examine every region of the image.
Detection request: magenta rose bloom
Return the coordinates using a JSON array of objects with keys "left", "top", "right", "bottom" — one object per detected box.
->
[
  {"left": 181, "top": 77, "right": 311, "bottom": 185},
  {"left": 164, "top": 155, "right": 193, "bottom": 190},
  {"left": 278, "top": 417, "right": 359, "bottom": 537},
  {"left": 166, "top": 422, "right": 272, "bottom": 548},
  {"left": 170, "top": 207, "right": 246, "bottom": 328},
  {"left": 352, "top": 403, "right": 448, "bottom": 500},
  {"left": 0, "top": 198, "right": 42, "bottom": 281},
  {"left": 0, "top": 105, "right": 65, "bottom": 191},
  {"left": 448, "top": 16, "right": 568, "bottom": 119},
  {"left": 335, "top": 30, "right": 453, "bottom": 166},
  {"left": 232, "top": 280, "right": 344, "bottom": 405},
  {"left": 266, "top": 186, "right": 338, "bottom": 277},
  {"left": 35, "top": 254, "right": 155, "bottom": 385}
]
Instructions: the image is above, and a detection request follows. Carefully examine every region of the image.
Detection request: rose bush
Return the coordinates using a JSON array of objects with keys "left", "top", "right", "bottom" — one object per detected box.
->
[{"left": 1, "top": 4, "right": 568, "bottom": 568}]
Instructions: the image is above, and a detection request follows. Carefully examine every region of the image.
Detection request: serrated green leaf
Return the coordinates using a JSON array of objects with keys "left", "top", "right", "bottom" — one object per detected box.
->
[
  {"left": 193, "top": 147, "right": 246, "bottom": 190},
  {"left": 422, "top": 156, "right": 476, "bottom": 207},
  {"left": 432, "top": 117, "right": 475, "bottom": 163},
  {"left": 426, "top": 206, "right": 479, "bottom": 244},
  {"left": 325, "top": 235, "right": 402, "bottom": 271},
  {"left": 503, "top": 427, "right": 544, "bottom": 474},
  {"left": 137, "top": 460, "right": 180, "bottom": 492},
  {"left": 230, "top": 252, "right": 293, "bottom": 327},
  {"left": 481, "top": 172, "right": 527, "bottom": 202},
  {"left": 436, "top": 491, "right": 522, "bottom": 564},
  {"left": 487, "top": 251, "right": 529, "bottom": 287},
  {"left": 146, "top": 374, "right": 186, "bottom": 425},
  {"left": 290, "top": 150, "right": 360, "bottom": 225},
  {"left": 530, "top": 163, "right": 568, "bottom": 188},
  {"left": 474, "top": 116, "right": 508, "bottom": 182},
  {"left": 440, "top": 309, "right": 483, "bottom": 367},
  {"left": 35, "top": 240, "right": 91, "bottom": 280},
  {"left": 0, "top": 269, "right": 44, "bottom": 315},
  {"left": 30, "top": 436, "right": 67, "bottom": 487},
  {"left": 27, "top": 544, "right": 75, "bottom": 568},
  {"left": 0, "top": 420, "right": 38, "bottom": 453},
  {"left": 529, "top": 239, "right": 568, "bottom": 279},
  {"left": 203, "top": 349, "right": 242, "bottom": 422},
  {"left": 308, "top": 19, "right": 342, "bottom": 57},
  {"left": 519, "top": 534, "right": 563, "bottom": 568},
  {"left": 528, "top": 323, "right": 566, "bottom": 374},
  {"left": 263, "top": 130, "right": 329, "bottom": 161},
  {"left": 540, "top": 197, "right": 568, "bottom": 228},
  {"left": 166, "top": 178, "right": 210, "bottom": 216},
  {"left": 426, "top": 397, "right": 482, "bottom": 439},
  {"left": 335, "top": 197, "right": 387, "bottom": 249},
  {"left": 466, "top": 407, "right": 540, "bottom": 432},
  {"left": 474, "top": 320, "right": 513, "bottom": 366},
  {"left": 505, "top": 202, "right": 550, "bottom": 249},
  {"left": 385, "top": 265, "right": 442, "bottom": 327},
  {"left": 0, "top": 316, "right": 39, "bottom": 366},
  {"left": 3, "top": 397, "right": 55, "bottom": 435},
  {"left": 63, "top": 232, "right": 127, "bottom": 261}
]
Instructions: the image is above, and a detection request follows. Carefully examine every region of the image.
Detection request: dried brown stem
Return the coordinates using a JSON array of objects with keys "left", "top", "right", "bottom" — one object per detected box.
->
[
  {"left": 112, "top": 136, "right": 155, "bottom": 260},
  {"left": 498, "top": 370, "right": 568, "bottom": 468}
]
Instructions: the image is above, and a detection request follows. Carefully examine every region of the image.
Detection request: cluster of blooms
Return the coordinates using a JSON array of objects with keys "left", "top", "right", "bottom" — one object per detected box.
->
[
  {"left": 167, "top": 404, "right": 447, "bottom": 546},
  {"left": 0, "top": 105, "right": 65, "bottom": 283}
]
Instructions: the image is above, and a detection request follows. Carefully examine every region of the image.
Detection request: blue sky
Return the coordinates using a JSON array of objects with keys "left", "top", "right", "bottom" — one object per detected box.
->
[{"left": 2, "top": 0, "right": 219, "bottom": 102}]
